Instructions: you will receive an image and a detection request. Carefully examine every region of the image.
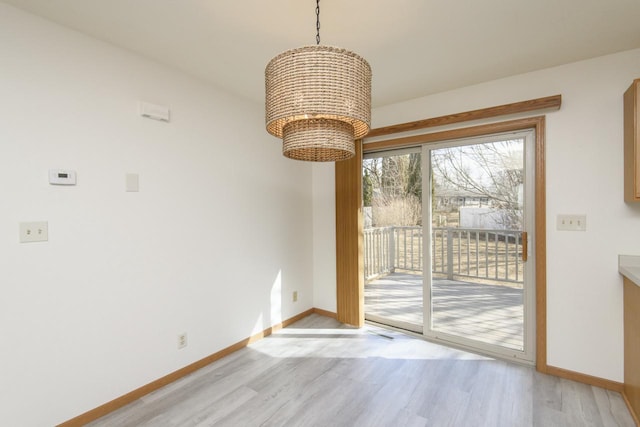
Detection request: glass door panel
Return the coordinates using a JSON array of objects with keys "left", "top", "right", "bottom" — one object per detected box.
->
[
  {"left": 363, "top": 149, "right": 423, "bottom": 333},
  {"left": 425, "top": 132, "right": 534, "bottom": 362}
]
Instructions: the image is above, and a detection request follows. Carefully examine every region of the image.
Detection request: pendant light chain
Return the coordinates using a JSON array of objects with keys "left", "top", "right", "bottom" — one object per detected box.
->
[{"left": 316, "top": 0, "right": 321, "bottom": 45}]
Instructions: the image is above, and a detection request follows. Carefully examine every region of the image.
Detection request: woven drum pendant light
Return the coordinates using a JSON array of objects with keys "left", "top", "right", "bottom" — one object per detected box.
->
[{"left": 265, "top": 0, "right": 371, "bottom": 162}]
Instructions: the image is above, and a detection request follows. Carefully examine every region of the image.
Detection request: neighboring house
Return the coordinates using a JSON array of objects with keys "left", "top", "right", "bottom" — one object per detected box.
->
[{"left": 434, "top": 189, "right": 491, "bottom": 210}]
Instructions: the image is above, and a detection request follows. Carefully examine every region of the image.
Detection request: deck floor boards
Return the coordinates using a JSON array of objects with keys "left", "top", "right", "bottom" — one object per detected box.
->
[{"left": 365, "top": 272, "right": 524, "bottom": 350}]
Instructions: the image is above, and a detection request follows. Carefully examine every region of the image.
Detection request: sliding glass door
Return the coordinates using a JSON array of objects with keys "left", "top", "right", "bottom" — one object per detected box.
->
[{"left": 363, "top": 130, "right": 535, "bottom": 363}]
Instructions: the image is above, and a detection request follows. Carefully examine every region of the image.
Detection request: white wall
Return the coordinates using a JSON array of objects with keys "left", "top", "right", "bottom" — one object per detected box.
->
[
  {"left": 312, "top": 163, "right": 336, "bottom": 312},
  {"left": 0, "top": 4, "right": 314, "bottom": 426},
  {"left": 314, "top": 48, "right": 640, "bottom": 382}
]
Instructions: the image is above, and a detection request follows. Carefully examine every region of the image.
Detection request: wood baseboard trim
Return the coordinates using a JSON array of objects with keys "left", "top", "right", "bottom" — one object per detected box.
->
[
  {"left": 278, "top": 308, "right": 316, "bottom": 330},
  {"left": 546, "top": 365, "right": 624, "bottom": 393},
  {"left": 57, "top": 308, "right": 316, "bottom": 427},
  {"left": 622, "top": 390, "right": 640, "bottom": 426},
  {"left": 313, "top": 307, "right": 337, "bottom": 318}
]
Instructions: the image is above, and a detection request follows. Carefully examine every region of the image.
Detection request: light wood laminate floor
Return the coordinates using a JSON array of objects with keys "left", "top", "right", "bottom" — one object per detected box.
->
[{"left": 88, "top": 314, "right": 634, "bottom": 427}]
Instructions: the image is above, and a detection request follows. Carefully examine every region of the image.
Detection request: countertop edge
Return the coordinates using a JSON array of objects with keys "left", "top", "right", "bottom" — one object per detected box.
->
[{"left": 619, "top": 254, "right": 640, "bottom": 286}]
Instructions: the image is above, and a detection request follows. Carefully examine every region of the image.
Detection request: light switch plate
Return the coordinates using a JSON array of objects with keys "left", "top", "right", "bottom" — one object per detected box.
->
[
  {"left": 20, "top": 221, "right": 48, "bottom": 243},
  {"left": 557, "top": 215, "right": 586, "bottom": 231}
]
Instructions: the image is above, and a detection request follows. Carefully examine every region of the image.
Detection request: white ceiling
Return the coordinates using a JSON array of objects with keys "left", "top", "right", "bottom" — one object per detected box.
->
[{"left": 4, "top": 0, "right": 640, "bottom": 107}]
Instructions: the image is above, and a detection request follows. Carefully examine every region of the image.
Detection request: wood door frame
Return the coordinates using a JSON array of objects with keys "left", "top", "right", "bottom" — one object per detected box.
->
[
  {"left": 335, "top": 140, "right": 365, "bottom": 327},
  {"left": 336, "top": 114, "right": 549, "bottom": 371}
]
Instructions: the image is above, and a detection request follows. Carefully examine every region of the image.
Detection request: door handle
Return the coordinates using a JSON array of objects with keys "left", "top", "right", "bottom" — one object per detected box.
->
[{"left": 521, "top": 231, "right": 528, "bottom": 262}]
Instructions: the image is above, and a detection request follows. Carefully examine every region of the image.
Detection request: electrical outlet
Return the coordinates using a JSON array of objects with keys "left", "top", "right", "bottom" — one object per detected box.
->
[
  {"left": 19, "top": 222, "right": 48, "bottom": 243},
  {"left": 293, "top": 291, "right": 298, "bottom": 302},
  {"left": 557, "top": 215, "right": 587, "bottom": 231},
  {"left": 178, "top": 333, "right": 187, "bottom": 349}
]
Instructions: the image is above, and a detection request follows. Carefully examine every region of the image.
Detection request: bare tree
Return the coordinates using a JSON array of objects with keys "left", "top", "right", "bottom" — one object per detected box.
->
[
  {"left": 363, "top": 154, "right": 422, "bottom": 227},
  {"left": 431, "top": 140, "right": 524, "bottom": 229}
]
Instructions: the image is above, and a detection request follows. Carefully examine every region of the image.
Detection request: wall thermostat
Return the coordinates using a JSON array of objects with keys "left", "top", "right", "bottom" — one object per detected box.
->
[{"left": 49, "top": 169, "right": 77, "bottom": 185}]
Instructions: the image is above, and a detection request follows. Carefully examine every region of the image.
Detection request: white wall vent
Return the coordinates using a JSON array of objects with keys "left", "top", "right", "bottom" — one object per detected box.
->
[{"left": 139, "top": 101, "right": 170, "bottom": 122}]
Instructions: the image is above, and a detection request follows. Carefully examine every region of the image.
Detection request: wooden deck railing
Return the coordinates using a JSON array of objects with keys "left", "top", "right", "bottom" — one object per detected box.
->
[{"left": 364, "top": 226, "right": 524, "bottom": 284}]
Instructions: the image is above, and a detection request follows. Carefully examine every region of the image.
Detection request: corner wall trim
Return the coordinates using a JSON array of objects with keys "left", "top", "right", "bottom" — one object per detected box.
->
[
  {"left": 545, "top": 365, "right": 624, "bottom": 392},
  {"left": 540, "top": 365, "right": 639, "bottom": 423},
  {"left": 622, "top": 391, "right": 640, "bottom": 426},
  {"left": 57, "top": 308, "right": 317, "bottom": 427},
  {"left": 313, "top": 307, "right": 338, "bottom": 319}
]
